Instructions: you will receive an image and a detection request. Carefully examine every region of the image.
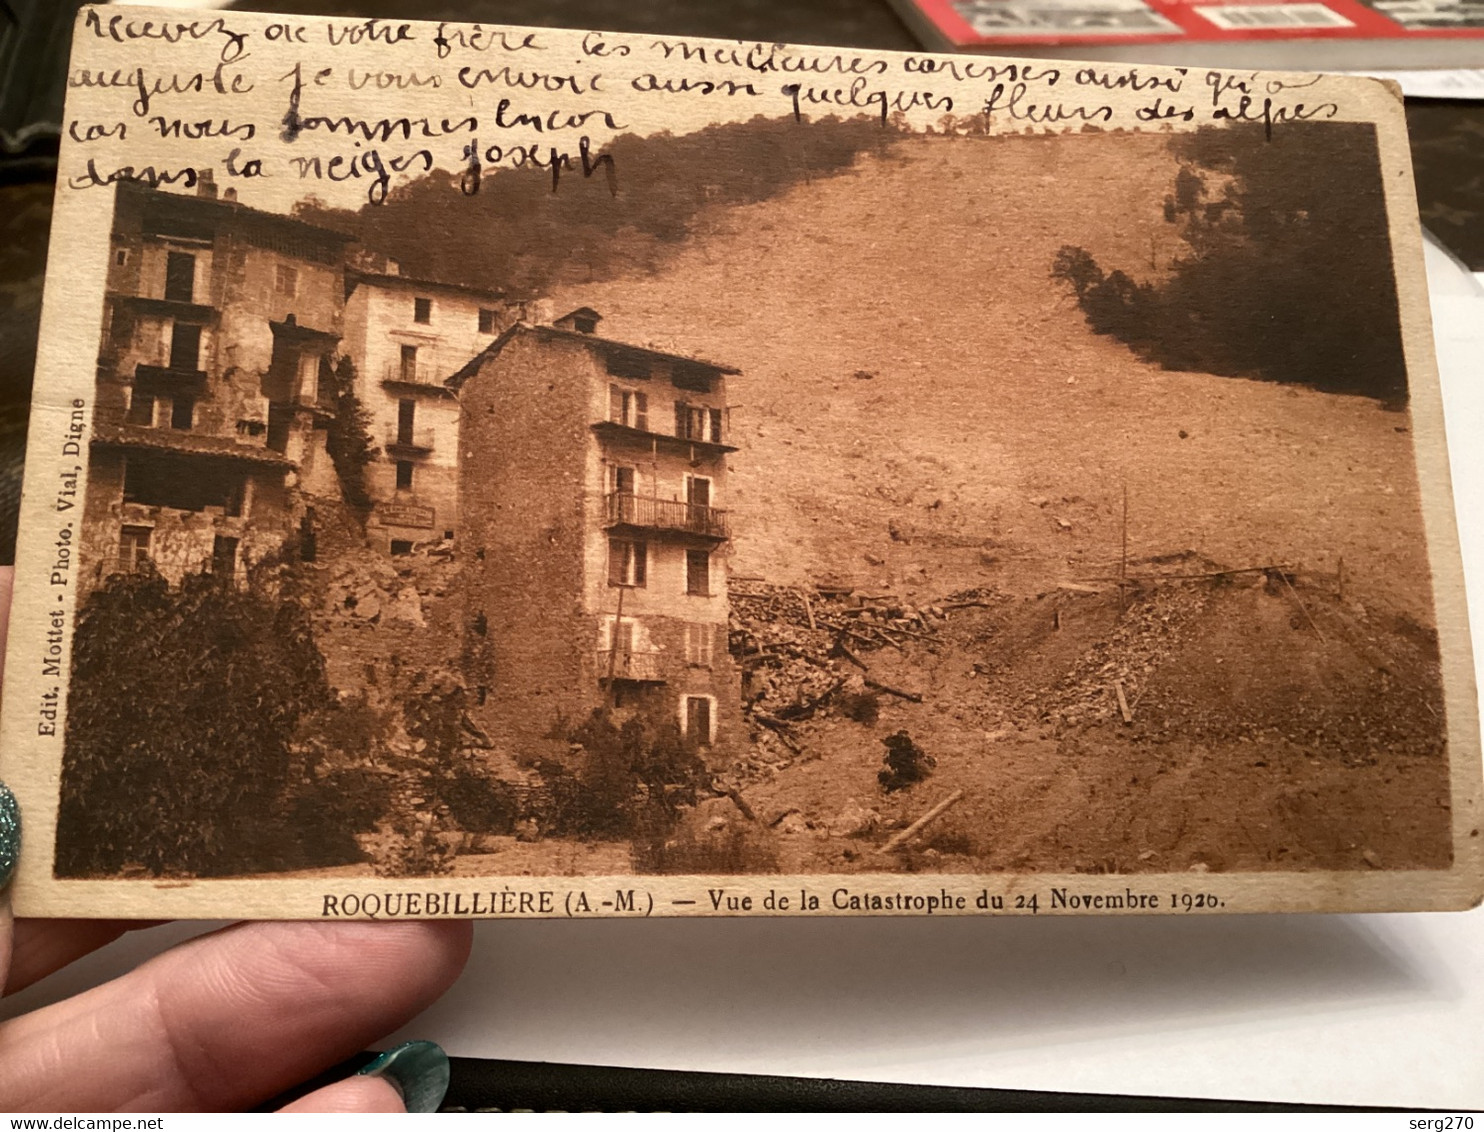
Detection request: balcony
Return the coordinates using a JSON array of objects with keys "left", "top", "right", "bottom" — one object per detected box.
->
[
  {"left": 596, "top": 648, "right": 665, "bottom": 683},
  {"left": 382, "top": 362, "right": 454, "bottom": 396},
  {"left": 111, "top": 293, "right": 217, "bottom": 323},
  {"left": 385, "top": 425, "right": 436, "bottom": 455},
  {"left": 605, "top": 492, "right": 729, "bottom": 541}
]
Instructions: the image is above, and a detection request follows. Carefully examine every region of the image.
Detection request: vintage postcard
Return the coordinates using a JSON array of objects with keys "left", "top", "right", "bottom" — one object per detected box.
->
[{"left": 2, "top": 4, "right": 1479, "bottom": 919}]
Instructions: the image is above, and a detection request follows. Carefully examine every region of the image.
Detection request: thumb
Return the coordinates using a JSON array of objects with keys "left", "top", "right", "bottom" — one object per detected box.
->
[
  {"left": 0, "top": 783, "right": 20, "bottom": 992},
  {"left": 278, "top": 1041, "right": 450, "bottom": 1114}
]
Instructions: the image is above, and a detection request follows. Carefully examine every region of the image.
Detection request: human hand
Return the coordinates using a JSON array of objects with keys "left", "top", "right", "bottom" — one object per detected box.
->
[{"left": 0, "top": 567, "right": 473, "bottom": 1112}]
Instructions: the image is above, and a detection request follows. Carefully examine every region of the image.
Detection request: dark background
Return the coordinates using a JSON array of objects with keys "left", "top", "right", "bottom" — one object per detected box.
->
[{"left": 0, "top": 0, "right": 1478, "bottom": 1112}]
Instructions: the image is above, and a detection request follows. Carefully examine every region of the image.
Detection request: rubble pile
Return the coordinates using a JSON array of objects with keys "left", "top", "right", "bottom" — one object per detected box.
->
[
  {"left": 1030, "top": 583, "right": 1211, "bottom": 727},
  {"left": 728, "top": 582, "right": 972, "bottom": 775},
  {"left": 320, "top": 536, "right": 457, "bottom": 628}
]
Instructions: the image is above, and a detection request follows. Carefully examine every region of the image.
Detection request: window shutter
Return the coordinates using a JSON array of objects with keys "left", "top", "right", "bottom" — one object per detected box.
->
[
  {"left": 610, "top": 385, "right": 623, "bottom": 424},
  {"left": 635, "top": 392, "right": 648, "bottom": 431},
  {"left": 674, "top": 400, "right": 686, "bottom": 438},
  {"left": 633, "top": 541, "right": 647, "bottom": 587},
  {"left": 607, "top": 537, "right": 626, "bottom": 586}
]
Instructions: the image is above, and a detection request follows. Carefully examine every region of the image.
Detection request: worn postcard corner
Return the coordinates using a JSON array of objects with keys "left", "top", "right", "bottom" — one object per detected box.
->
[{"left": 2, "top": 4, "right": 1479, "bottom": 920}]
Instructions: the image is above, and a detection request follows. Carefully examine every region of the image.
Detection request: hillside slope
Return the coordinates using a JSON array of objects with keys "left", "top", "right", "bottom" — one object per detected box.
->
[{"left": 552, "top": 131, "right": 1436, "bottom": 625}]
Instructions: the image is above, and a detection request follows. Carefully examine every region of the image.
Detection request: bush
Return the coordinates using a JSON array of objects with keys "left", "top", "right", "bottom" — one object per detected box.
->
[
  {"left": 837, "top": 690, "right": 880, "bottom": 725},
  {"left": 534, "top": 709, "right": 709, "bottom": 840},
  {"left": 879, "top": 730, "right": 934, "bottom": 792},
  {"left": 56, "top": 569, "right": 340, "bottom": 877},
  {"left": 436, "top": 766, "right": 520, "bottom": 835}
]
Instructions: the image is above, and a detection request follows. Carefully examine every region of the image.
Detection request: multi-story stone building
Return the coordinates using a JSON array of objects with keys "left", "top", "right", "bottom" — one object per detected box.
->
[
  {"left": 450, "top": 308, "right": 742, "bottom": 757},
  {"left": 342, "top": 263, "right": 510, "bottom": 554},
  {"left": 84, "top": 177, "right": 351, "bottom": 590}
]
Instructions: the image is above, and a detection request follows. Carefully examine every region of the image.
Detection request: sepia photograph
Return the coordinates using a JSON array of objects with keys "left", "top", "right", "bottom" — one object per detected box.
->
[{"left": 3, "top": 8, "right": 1479, "bottom": 916}]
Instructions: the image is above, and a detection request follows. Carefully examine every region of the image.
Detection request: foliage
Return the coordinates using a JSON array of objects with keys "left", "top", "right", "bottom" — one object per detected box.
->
[
  {"left": 321, "top": 354, "right": 378, "bottom": 510},
  {"left": 1050, "top": 122, "right": 1408, "bottom": 402},
  {"left": 879, "top": 730, "right": 934, "bottom": 792},
  {"left": 373, "top": 811, "right": 455, "bottom": 878},
  {"left": 297, "top": 115, "right": 893, "bottom": 298},
  {"left": 633, "top": 824, "right": 780, "bottom": 875},
  {"left": 435, "top": 767, "right": 520, "bottom": 835},
  {"left": 536, "top": 709, "right": 709, "bottom": 839},
  {"left": 56, "top": 569, "right": 349, "bottom": 877}
]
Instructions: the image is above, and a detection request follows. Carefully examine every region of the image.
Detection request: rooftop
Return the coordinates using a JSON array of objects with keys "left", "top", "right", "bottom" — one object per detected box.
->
[{"left": 445, "top": 322, "right": 740, "bottom": 391}]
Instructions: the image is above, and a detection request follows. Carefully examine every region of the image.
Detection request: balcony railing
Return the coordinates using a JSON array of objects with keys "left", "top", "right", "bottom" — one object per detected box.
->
[
  {"left": 604, "top": 492, "right": 729, "bottom": 540},
  {"left": 596, "top": 648, "right": 664, "bottom": 682},
  {"left": 385, "top": 426, "right": 436, "bottom": 453},
  {"left": 383, "top": 362, "right": 445, "bottom": 388}
]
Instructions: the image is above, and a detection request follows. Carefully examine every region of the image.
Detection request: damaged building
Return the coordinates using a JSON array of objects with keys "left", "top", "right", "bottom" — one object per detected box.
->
[
  {"left": 84, "top": 176, "right": 353, "bottom": 590},
  {"left": 449, "top": 308, "right": 744, "bottom": 758}
]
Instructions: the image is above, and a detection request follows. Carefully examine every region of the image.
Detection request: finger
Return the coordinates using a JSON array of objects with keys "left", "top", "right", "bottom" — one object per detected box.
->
[
  {"left": 6, "top": 919, "right": 165, "bottom": 997},
  {"left": 0, "top": 918, "right": 472, "bottom": 1112},
  {"left": 278, "top": 1076, "right": 405, "bottom": 1114}
]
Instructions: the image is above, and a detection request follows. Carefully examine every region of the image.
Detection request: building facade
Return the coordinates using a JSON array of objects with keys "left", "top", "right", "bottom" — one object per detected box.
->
[
  {"left": 84, "top": 178, "right": 351, "bottom": 590},
  {"left": 342, "top": 265, "right": 511, "bottom": 554},
  {"left": 451, "top": 309, "right": 743, "bottom": 757}
]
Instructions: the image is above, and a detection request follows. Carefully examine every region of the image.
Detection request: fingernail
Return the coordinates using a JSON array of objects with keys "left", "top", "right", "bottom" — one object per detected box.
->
[
  {"left": 0, "top": 784, "right": 19, "bottom": 889},
  {"left": 357, "top": 1040, "right": 450, "bottom": 1113}
]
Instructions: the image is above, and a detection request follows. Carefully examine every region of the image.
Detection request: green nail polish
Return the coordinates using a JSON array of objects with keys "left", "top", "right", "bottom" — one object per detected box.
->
[
  {"left": 357, "top": 1040, "right": 450, "bottom": 1113},
  {"left": 0, "top": 784, "right": 19, "bottom": 890}
]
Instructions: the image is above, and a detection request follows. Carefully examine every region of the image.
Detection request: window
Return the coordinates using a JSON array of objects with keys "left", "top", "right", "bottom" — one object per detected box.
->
[
  {"left": 119, "top": 526, "right": 151, "bottom": 572},
  {"left": 397, "top": 399, "right": 415, "bottom": 445},
  {"left": 686, "top": 549, "right": 710, "bottom": 596},
  {"left": 686, "top": 475, "right": 711, "bottom": 509},
  {"left": 676, "top": 402, "right": 716, "bottom": 442},
  {"left": 299, "top": 510, "right": 318, "bottom": 563},
  {"left": 685, "top": 623, "right": 715, "bottom": 667},
  {"left": 126, "top": 391, "right": 154, "bottom": 426},
  {"left": 170, "top": 396, "right": 194, "bottom": 431},
  {"left": 414, "top": 296, "right": 431, "bottom": 324},
  {"left": 275, "top": 264, "right": 297, "bottom": 297},
  {"left": 612, "top": 465, "right": 636, "bottom": 495},
  {"left": 211, "top": 535, "right": 238, "bottom": 576},
  {"left": 609, "top": 386, "right": 647, "bottom": 431},
  {"left": 115, "top": 249, "right": 129, "bottom": 267},
  {"left": 164, "top": 252, "right": 195, "bottom": 302},
  {"left": 390, "top": 539, "right": 414, "bottom": 556},
  {"left": 684, "top": 695, "right": 714, "bottom": 747},
  {"left": 169, "top": 321, "right": 201, "bottom": 371},
  {"left": 400, "top": 343, "right": 418, "bottom": 382},
  {"left": 610, "top": 618, "right": 635, "bottom": 655},
  {"left": 478, "top": 307, "right": 497, "bottom": 334},
  {"left": 608, "top": 538, "right": 646, "bottom": 587},
  {"left": 395, "top": 460, "right": 414, "bottom": 490}
]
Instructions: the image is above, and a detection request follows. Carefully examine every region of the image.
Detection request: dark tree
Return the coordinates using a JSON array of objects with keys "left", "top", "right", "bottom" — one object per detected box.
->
[
  {"left": 296, "top": 115, "right": 891, "bottom": 298},
  {"left": 321, "top": 354, "right": 378, "bottom": 510},
  {"left": 56, "top": 570, "right": 337, "bottom": 877},
  {"left": 1052, "top": 122, "right": 1409, "bottom": 402}
]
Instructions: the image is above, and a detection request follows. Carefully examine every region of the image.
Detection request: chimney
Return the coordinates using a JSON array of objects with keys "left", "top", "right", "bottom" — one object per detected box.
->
[
  {"left": 197, "top": 169, "right": 218, "bottom": 199},
  {"left": 222, "top": 187, "right": 238, "bottom": 203}
]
